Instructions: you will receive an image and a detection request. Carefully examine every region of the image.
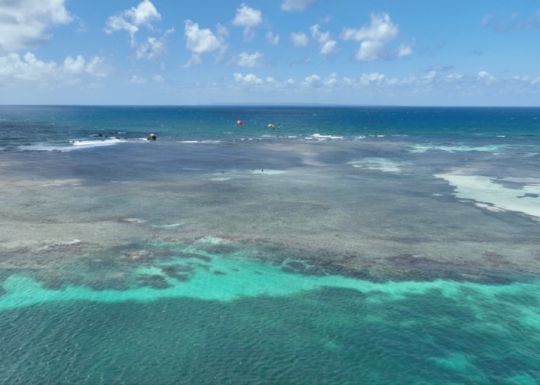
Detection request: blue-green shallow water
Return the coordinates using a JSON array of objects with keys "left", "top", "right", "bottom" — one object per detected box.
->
[{"left": 1, "top": 245, "right": 539, "bottom": 385}]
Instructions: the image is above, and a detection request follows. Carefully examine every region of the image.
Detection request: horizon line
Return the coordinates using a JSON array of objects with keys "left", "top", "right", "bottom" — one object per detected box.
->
[{"left": 1, "top": 103, "right": 540, "bottom": 108}]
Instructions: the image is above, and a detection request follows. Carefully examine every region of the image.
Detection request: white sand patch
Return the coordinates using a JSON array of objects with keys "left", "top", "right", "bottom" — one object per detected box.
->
[
  {"left": 436, "top": 173, "right": 540, "bottom": 219},
  {"left": 348, "top": 158, "right": 401, "bottom": 173}
]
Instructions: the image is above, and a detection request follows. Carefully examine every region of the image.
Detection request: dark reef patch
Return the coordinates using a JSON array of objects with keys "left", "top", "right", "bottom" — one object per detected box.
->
[{"left": 137, "top": 274, "right": 171, "bottom": 289}]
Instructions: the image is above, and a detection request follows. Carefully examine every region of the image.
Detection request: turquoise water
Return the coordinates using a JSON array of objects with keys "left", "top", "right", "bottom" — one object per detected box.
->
[
  {"left": 1, "top": 243, "right": 539, "bottom": 385},
  {"left": 1, "top": 106, "right": 540, "bottom": 384}
]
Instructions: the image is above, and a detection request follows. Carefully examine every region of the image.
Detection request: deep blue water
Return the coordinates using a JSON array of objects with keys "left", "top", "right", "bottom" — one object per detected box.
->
[{"left": 1, "top": 106, "right": 539, "bottom": 149}]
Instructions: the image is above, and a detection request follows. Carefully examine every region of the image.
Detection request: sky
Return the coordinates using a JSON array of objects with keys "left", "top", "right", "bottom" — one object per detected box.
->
[{"left": 0, "top": 0, "right": 539, "bottom": 106}]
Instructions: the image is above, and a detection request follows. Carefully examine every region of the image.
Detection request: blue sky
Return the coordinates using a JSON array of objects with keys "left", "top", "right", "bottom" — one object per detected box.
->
[{"left": 0, "top": 0, "right": 539, "bottom": 105}]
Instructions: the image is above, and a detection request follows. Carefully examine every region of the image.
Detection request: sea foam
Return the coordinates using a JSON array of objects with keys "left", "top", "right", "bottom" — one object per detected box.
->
[
  {"left": 410, "top": 144, "right": 507, "bottom": 154},
  {"left": 19, "top": 138, "right": 133, "bottom": 152}
]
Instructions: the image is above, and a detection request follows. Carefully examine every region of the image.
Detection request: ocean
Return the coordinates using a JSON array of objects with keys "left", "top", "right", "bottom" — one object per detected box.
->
[{"left": 0, "top": 106, "right": 539, "bottom": 384}]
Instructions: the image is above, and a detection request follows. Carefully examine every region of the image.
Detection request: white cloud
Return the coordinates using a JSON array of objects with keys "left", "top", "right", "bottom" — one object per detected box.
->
[
  {"left": 232, "top": 73, "right": 286, "bottom": 88},
  {"left": 0, "top": 53, "right": 56, "bottom": 81},
  {"left": 303, "top": 74, "right": 322, "bottom": 87},
  {"left": 63, "top": 55, "right": 86, "bottom": 75},
  {"left": 422, "top": 70, "right": 437, "bottom": 83},
  {"left": 0, "top": 52, "right": 107, "bottom": 84},
  {"left": 478, "top": 70, "right": 495, "bottom": 84},
  {"left": 281, "top": 0, "right": 316, "bottom": 11},
  {"left": 359, "top": 72, "right": 386, "bottom": 85},
  {"left": 324, "top": 73, "right": 338, "bottom": 87},
  {"left": 136, "top": 28, "right": 174, "bottom": 59},
  {"left": 266, "top": 31, "right": 280, "bottom": 45},
  {"left": 136, "top": 37, "right": 164, "bottom": 59},
  {"left": 228, "top": 71, "right": 539, "bottom": 95},
  {"left": 130, "top": 75, "right": 146, "bottom": 84},
  {"left": 513, "top": 75, "right": 530, "bottom": 82},
  {"left": 234, "top": 72, "right": 264, "bottom": 85},
  {"left": 105, "top": 0, "right": 161, "bottom": 45},
  {"left": 85, "top": 57, "right": 108, "bottom": 77},
  {"left": 130, "top": 74, "right": 165, "bottom": 84},
  {"left": 397, "top": 44, "right": 413, "bottom": 58},
  {"left": 310, "top": 24, "right": 337, "bottom": 55},
  {"left": 185, "top": 21, "right": 224, "bottom": 54},
  {"left": 232, "top": 4, "right": 262, "bottom": 38},
  {"left": 291, "top": 32, "right": 309, "bottom": 47},
  {"left": 184, "top": 20, "right": 226, "bottom": 66},
  {"left": 0, "top": 0, "right": 72, "bottom": 51},
  {"left": 342, "top": 13, "right": 399, "bottom": 61},
  {"left": 446, "top": 73, "right": 463, "bottom": 82},
  {"left": 236, "top": 51, "right": 264, "bottom": 67}
]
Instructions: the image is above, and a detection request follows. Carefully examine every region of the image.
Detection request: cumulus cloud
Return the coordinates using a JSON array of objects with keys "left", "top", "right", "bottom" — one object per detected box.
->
[
  {"left": 129, "top": 74, "right": 166, "bottom": 84},
  {"left": 229, "top": 69, "right": 540, "bottom": 95},
  {"left": 232, "top": 73, "right": 285, "bottom": 88},
  {"left": 422, "top": 70, "right": 437, "bottom": 83},
  {"left": 184, "top": 20, "right": 227, "bottom": 66},
  {"left": 342, "top": 13, "right": 399, "bottom": 61},
  {"left": 136, "top": 28, "right": 174, "bottom": 59},
  {"left": 85, "top": 57, "right": 108, "bottom": 77},
  {"left": 446, "top": 73, "right": 464, "bottom": 82},
  {"left": 234, "top": 72, "right": 264, "bottom": 85},
  {"left": 0, "top": 52, "right": 107, "bottom": 84},
  {"left": 266, "top": 31, "right": 280, "bottom": 45},
  {"left": 324, "top": 73, "right": 338, "bottom": 87},
  {"left": 477, "top": 70, "right": 495, "bottom": 84},
  {"left": 281, "top": 0, "right": 316, "bottom": 11},
  {"left": 303, "top": 74, "right": 322, "bottom": 87},
  {"left": 63, "top": 55, "right": 86, "bottom": 75},
  {"left": 105, "top": 0, "right": 161, "bottom": 45},
  {"left": 397, "top": 44, "right": 413, "bottom": 58},
  {"left": 185, "top": 21, "right": 224, "bottom": 53},
  {"left": 359, "top": 72, "right": 386, "bottom": 85},
  {"left": 236, "top": 51, "right": 264, "bottom": 67},
  {"left": 0, "top": 0, "right": 72, "bottom": 51},
  {"left": 310, "top": 24, "right": 337, "bottom": 55},
  {"left": 291, "top": 32, "right": 309, "bottom": 47},
  {"left": 232, "top": 4, "right": 262, "bottom": 39}
]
